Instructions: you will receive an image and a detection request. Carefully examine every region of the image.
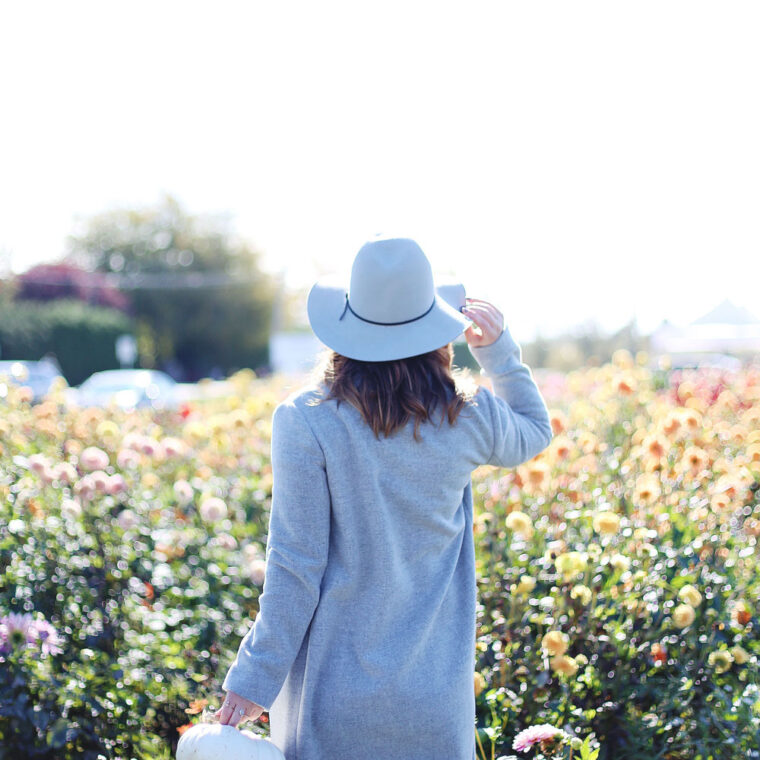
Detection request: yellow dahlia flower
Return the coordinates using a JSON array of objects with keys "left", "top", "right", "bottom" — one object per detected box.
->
[
  {"left": 505, "top": 510, "right": 533, "bottom": 537},
  {"left": 678, "top": 584, "right": 703, "bottom": 608},
  {"left": 730, "top": 646, "right": 750, "bottom": 665},
  {"left": 634, "top": 473, "right": 661, "bottom": 505},
  {"left": 550, "top": 655, "right": 579, "bottom": 676},
  {"left": 541, "top": 630, "right": 569, "bottom": 656},
  {"left": 708, "top": 650, "right": 734, "bottom": 674},
  {"left": 555, "top": 551, "right": 588, "bottom": 581},
  {"left": 570, "top": 584, "right": 592, "bottom": 605},
  {"left": 592, "top": 511, "right": 621, "bottom": 535},
  {"left": 514, "top": 575, "right": 536, "bottom": 594},
  {"left": 672, "top": 603, "right": 696, "bottom": 629}
]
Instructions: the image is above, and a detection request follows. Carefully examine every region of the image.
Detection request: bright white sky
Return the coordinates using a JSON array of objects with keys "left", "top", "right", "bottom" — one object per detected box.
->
[{"left": 1, "top": 1, "right": 758, "bottom": 343}]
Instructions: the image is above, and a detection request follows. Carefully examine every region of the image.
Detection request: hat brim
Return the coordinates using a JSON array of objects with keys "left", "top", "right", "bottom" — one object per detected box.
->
[{"left": 307, "top": 274, "right": 471, "bottom": 361}]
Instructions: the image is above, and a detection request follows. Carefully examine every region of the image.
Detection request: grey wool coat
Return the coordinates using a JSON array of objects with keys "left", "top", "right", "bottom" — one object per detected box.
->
[{"left": 222, "top": 325, "right": 553, "bottom": 760}]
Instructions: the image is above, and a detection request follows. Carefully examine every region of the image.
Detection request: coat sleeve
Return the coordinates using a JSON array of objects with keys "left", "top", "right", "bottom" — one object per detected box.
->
[
  {"left": 468, "top": 325, "right": 554, "bottom": 468},
  {"left": 222, "top": 399, "right": 330, "bottom": 710}
]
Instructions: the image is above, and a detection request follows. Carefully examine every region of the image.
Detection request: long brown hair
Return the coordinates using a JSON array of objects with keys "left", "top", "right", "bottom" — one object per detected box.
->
[{"left": 308, "top": 343, "right": 477, "bottom": 441}]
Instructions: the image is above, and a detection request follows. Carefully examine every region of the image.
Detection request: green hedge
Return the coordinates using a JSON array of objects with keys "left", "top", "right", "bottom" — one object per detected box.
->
[{"left": 0, "top": 300, "right": 134, "bottom": 386}]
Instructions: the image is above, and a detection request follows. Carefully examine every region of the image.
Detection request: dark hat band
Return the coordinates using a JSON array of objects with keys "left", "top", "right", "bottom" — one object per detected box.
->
[{"left": 338, "top": 293, "right": 438, "bottom": 326}]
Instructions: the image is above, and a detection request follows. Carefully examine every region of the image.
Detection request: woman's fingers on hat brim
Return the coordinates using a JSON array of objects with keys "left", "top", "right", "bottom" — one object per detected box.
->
[
  {"left": 465, "top": 299, "right": 504, "bottom": 321},
  {"left": 462, "top": 305, "right": 488, "bottom": 329},
  {"left": 465, "top": 297, "right": 499, "bottom": 312},
  {"left": 464, "top": 304, "right": 501, "bottom": 332},
  {"left": 470, "top": 304, "right": 504, "bottom": 330}
]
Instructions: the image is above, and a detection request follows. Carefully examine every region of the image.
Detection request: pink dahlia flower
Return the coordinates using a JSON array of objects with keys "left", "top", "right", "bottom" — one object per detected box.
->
[
  {"left": 513, "top": 724, "right": 564, "bottom": 753},
  {"left": 30, "top": 619, "right": 64, "bottom": 656},
  {"left": 79, "top": 446, "right": 109, "bottom": 472},
  {"left": 107, "top": 473, "right": 127, "bottom": 495},
  {"left": 53, "top": 462, "right": 78, "bottom": 485},
  {"left": 91, "top": 470, "right": 110, "bottom": 494},
  {"left": 117, "top": 448, "right": 140, "bottom": 469},
  {"left": 0, "top": 612, "right": 36, "bottom": 652},
  {"left": 74, "top": 475, "right": 96, "bottom": 500},
  {"left": 139, "top": 438, "right": 158, "bottom": 456},
  {"left": 0, "top": 613, "right": 65, "bottom": 657},
  {"left": 28, "top": 453, "right": 49, "bottom": 475},
  {"left": 41, "top": 465, "right": 57, "bottom": 485},
  {"left": 161, "top": 436, "right": 187, "bottom": 458},
  {"left": 121, "top": 432, "right": 143, "bottom": 451}
]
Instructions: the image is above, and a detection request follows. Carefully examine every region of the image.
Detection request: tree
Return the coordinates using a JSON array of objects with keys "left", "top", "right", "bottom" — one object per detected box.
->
[
  {"left": 0, "top": 248, "right": 17, "bottom": 307},
  {"left": 66, "top": 196, "right": 276, "bottom": 380}
]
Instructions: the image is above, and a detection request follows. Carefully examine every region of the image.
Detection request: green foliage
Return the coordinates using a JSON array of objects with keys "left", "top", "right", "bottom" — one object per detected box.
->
[
  {"left": 1, "top": 361, "right": 759, "bottom": 758},
  {"left": 0, "top": 383, "right": 280, "bottom": 758},
  {"left": 66, "top": 195, "right": 276, "bottom": 378},
  {"left": 0, "top": 299, "right": 133, "bottom": 385},
  {"left": 578, "top": 735, "right": 600, "bottom": 760},
  {"left": 520, "top": 319, "right": 650, "bottom": 372},
  {"left": 472, "top": 361, "right": 760, "bottom": 759},
  {"left": 453, "top": 340, "right": 480, "bottom": 371}
]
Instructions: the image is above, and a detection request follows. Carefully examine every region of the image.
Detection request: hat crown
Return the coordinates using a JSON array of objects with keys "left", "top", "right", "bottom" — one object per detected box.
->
[{"left": 349, "top": 237, "right": 435, "bottom": 323}]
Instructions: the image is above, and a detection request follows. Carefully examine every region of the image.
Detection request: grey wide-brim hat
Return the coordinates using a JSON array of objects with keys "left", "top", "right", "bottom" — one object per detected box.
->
[{"left": 307, "top": 235, "right": 471, "bottom": 362}]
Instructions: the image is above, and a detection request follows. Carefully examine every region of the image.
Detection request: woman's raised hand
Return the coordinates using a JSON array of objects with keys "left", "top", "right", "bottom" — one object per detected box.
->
[{"left": 462, "top": 298, "right": 504, "bottom": 348}]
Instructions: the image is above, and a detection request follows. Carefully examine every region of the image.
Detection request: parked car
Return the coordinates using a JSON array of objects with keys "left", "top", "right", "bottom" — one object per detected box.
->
[
  {"left": 0, "top": 358, "right": 65, "bottom": 402},
  {"left": 70, "top": 369, "right": 178, "bottom": 410}
]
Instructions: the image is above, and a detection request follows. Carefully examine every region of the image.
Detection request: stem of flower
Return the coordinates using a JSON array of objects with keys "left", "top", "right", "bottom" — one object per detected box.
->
[{"left": 474, "top": 727, "right": 487, "bottom": 760}]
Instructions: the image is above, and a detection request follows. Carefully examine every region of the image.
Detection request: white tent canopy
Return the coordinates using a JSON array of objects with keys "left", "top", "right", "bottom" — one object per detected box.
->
[{"left": 651, "top": 299, "right": 760, "bottom": 360}]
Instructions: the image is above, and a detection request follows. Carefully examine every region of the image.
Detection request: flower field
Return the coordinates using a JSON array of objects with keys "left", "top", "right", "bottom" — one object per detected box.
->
[{"left": 1, "top": 352, "right": 759, "bottom": 760}]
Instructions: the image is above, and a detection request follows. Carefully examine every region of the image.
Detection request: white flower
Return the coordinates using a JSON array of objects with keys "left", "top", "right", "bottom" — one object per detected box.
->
[
  {"left": 248, "top": 559, "right": 267, "bottom": 585},
  {"left": 117, "top": 509, "right": 139, "bottom": 530},
  {"left": 200, "top": 497, "right": 227, "bottom": 522},
  {"left": 61, "top": 498, "right": 82, "bottom": 519},
  {"left": 610, "top": 553, "right": 631, "bottom": 572},
  {"left": 211, "top": 533, "right": 238, "bottom": 550},
  {"left": 173, "top": 479, "right": 194, "bottom": 506},
  {"left": 15, "top": 488, "right": 35, "bottom": 507}
]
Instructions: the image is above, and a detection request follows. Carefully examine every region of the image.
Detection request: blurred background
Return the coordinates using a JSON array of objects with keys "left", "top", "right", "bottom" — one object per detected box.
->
[{"left": 1, "top": 0, "right": 758, "bottom": 401}]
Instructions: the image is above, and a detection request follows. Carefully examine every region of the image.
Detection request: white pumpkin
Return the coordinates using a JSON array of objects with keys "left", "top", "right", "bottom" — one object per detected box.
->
[{"left": 176, "top": 722, "right": 286, "bottom": 760}]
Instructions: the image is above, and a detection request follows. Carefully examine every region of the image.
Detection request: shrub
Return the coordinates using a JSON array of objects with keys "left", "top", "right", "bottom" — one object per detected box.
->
[{"left": 0, "top": 299, "right": 133, "bottom": 385}]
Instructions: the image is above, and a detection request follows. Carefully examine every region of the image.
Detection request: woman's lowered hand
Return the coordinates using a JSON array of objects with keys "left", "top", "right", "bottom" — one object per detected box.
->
[{"left": 213, "top": 690, "right": 266, "bottom": 727}]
